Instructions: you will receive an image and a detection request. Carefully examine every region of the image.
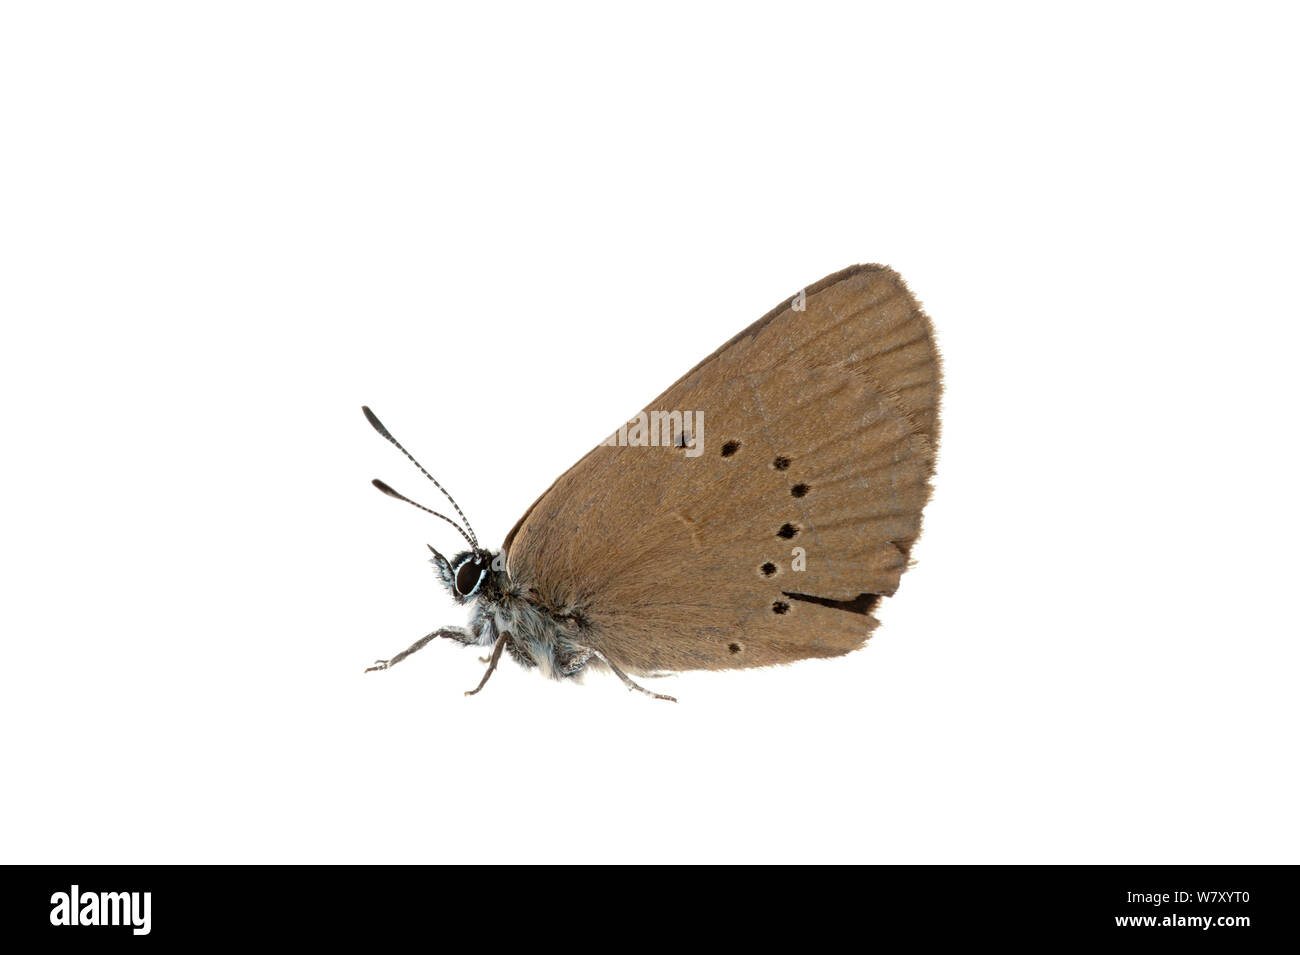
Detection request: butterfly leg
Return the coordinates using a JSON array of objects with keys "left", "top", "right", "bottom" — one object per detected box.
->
[
  {"left": 555, "top": 645, "right": 594, "bottom": 677},
  {"left": 594, "top": 652, "right": 678, "bottom": 703},
  {"left": 465, "top": 632, "right": 509, "bottom": 697},
  {"left": 365, "top": 626, "right": 473, "bottom": 672}
]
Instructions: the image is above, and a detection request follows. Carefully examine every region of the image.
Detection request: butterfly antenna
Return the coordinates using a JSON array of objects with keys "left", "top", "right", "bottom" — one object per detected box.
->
[
  {"left": 362, "top": 406, "right": 479, "bottom": 547},
  {"left": 370, "top": 480, "right": 477, "bottom": 550}
]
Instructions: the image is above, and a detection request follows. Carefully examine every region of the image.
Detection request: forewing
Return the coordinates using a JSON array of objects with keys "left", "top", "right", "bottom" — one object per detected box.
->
[{"left": 505, "top": 265, "right": 941, "bottom": 672}]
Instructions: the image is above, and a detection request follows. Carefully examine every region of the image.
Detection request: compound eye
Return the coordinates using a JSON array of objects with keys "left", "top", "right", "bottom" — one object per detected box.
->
[{"left": 455, "top": 557, "right": 486, "bottom": 597}]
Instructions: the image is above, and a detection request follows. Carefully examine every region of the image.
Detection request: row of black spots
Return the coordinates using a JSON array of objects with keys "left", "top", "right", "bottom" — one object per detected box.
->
[
  {"left": 717, "top": 443, "right": 808, "bottom": 615},
  {"left": 719, "top": 444, "right": 809, "bottom": 498},
  {"left": 772, "top": 451, "right": 810, "bottom": 498},
  {"left": 777, "top": 461, "right": 807, "bottom": 602},
  {"left": 756, "top": 560, "right": 795, "bottom": 617},
  {"left": 771, "top": 461, "right": 801, "bottom": 611},
  {"left": 772, "top": 459, "right": 806, "bottom": 605}
]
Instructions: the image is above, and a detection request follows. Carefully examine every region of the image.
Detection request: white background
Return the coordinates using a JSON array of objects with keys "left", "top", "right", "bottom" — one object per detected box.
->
[{"left": 2, "top": 2, "right": 1296, "bottom": 864}]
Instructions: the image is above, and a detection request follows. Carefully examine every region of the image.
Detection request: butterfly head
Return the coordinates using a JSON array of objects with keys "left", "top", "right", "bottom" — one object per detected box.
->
[{"left": 430, "top": 546, "right": 504, "bottom": 605}]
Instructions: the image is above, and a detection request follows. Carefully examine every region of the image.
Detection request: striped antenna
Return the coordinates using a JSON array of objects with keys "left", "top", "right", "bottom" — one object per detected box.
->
[
  {"left": 370, "top": 480, "right": 476, "bottom": 550},
  {"left": 362, "top": 406, "right": 479, "bottom": 548}
]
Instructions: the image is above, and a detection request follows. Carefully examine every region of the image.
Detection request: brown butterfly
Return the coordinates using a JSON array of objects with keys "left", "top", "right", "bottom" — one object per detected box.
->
[{"left": 365, "top": 264, "right": 941, "bottom": 701}]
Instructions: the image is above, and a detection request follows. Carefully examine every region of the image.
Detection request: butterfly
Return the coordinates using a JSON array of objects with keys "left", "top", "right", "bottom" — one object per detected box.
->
[{"left": 364, "top": 264, "right": 941, "bottom": 701}]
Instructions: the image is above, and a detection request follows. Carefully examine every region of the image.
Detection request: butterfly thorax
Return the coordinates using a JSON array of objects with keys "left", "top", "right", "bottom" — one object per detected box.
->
[{"left": 460, "top": 563, "right": 596, "bottom": 680}]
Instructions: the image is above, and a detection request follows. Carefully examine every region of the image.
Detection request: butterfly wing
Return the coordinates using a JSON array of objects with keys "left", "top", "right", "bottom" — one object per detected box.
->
[{"left": 504, "top": 265, "right": 941, "bottom": 672}]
